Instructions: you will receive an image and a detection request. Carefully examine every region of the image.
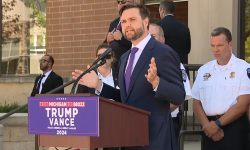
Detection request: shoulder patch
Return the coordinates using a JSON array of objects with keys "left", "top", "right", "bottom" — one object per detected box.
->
[
  {"left": 181, "top": 69, "right": 187, "bottom": 82},
  {"left": 247, "top": 68, "right": 250, "bottom": 79}
]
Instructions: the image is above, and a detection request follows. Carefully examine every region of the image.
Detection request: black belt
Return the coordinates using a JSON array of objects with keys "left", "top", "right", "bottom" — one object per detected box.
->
[{"left": 207, "top": 114, "right": 224, "bottom": 121}]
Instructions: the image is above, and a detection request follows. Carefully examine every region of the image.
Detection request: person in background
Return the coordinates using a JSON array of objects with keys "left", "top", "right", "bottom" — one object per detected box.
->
[
  {"left": 192, "top": 27, "right": 250, "bottom": 150},
  {"left": 72, "top": 3, "right": 185, "bottom": 150},
  {"left": 77, "top": 43, "right": 119, "bottom": 96},
  {"left": 77, "top": 43, "right": 119, "bottom": 150},
  {"left": 149, "top": 23, "right": 192, "bottom": 142},
  {"left": 103, "top": 0, "right": 134, "bottom": 73},
  {"left": 156, "top": 1, "right": 191, "bottom": 68},
  {"left": 30, "top": 55, "right": 64, "bottom": 97}
]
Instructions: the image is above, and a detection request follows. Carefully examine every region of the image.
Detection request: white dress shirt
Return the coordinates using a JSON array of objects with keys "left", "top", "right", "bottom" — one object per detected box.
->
[
  {"left": 125, "top": 34, "right": 151, "bottom": 73},
  {"left": 38, "top": 70, "right": 52, "bottom": 94},
  {"left": 191, "top": 54, "right": 250, "bottom": 116},
  {"left": 171, "top": 63, "right": 192, "bottom": 117},
  {"left": 97, "top": 69, "right": 114, "bottom": 88}
]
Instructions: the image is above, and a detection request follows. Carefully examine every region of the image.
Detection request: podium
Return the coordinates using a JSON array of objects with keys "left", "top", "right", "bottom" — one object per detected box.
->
[{"left": 35, "top": 94, "right": 151, "bottom": 149}]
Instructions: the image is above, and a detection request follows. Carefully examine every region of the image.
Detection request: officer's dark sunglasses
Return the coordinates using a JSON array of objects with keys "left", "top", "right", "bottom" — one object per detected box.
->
[
  {"left": 39, "top": 59, "right": 50, "bottom": 63},
  {"left": 96, "top": 54, "right": 112, "bottom": 59},
  {"left": 117, "top": 0, "right": 127, "bottom": 4}
]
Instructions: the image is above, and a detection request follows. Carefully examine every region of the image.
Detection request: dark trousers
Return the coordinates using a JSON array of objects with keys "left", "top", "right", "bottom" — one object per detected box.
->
[
  {"left": 204, "top": 114, "right": 249, "bottom": 150},
  {"left": 172, "top": 117, "right": 181, "bottom": 142}
]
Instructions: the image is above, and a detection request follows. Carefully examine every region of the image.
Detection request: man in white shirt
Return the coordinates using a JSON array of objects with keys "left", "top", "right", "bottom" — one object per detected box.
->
[
  {"left": 192, "top": 27, "right": 250, "bottom": 150},
  {"left": 149, "top": 23, "right": 192, "bottom": 141}
]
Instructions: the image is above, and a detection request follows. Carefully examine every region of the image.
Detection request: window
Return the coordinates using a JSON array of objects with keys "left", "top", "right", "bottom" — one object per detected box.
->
[{"left": 1, "top": 0, "right": 46, "bottom": 76}]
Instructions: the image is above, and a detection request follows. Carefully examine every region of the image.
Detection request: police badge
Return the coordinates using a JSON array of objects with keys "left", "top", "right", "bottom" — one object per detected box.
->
[
  {"left": 181, "top": 69, "right": 187, "bottom": 82},
  {"left": 229, "top": 72, "right": 235, "bottom": 79},
  {"left": 203, "top": 73, "right": 211, "bottom": 81},
  {"left": 247, "top": 68, "right": 250, "bottom": 79}
]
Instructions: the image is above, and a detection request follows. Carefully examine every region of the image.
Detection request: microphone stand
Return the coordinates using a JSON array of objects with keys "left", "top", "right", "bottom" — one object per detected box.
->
[
  {"left": 0, "top": 59, "right": 106, "bottom": 120},
  {"left": 70, "top": 59, "right": 106, "bottom": 94},
  {"left": 0, "top": 58, "right": 107, "bottom": 150}
]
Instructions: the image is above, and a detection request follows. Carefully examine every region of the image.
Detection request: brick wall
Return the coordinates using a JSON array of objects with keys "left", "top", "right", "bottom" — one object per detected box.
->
[
  {"left": 47, "top": 0, "right": 141, "bottom": 77},
  {"left": 145, "top": 1, "right": 188, "bottom": 26}
]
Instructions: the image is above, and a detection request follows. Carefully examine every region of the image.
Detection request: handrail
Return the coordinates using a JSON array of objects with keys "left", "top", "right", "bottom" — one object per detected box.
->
[
  {"left": 0, "top": 79, "right": 75, "bottom": 121},
  {"left": 179, "top": 64, "right": 204, "bottom": 150},
  {"left": 0, "top": 79, "right": 75, "bottom": 150},
  {"left": 0, "top": 103, "right": 28, "bottom": 121},
  {"left": 183, "top": 64, "right": 203, "bottom": 70}
]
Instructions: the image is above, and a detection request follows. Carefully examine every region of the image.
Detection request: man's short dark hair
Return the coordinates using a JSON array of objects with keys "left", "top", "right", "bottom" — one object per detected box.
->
[
  {"left": 95, "top": 43, "right": 116, "bottom": 63},
  {"left": 211, "top": 27, "right": 232, "bottom": 43},
  {"left": 119, "top": 3, "right": 150, "bottom": 29},
  {"left": 159, "top": 1, "right": 175, "bottom": 14},
  {"left": 44, "top": 54, "right": 54, "bottom": 66},
  {"left": 119, "top": 3, "right": 150, "bottom": 20},
  {"left": 95, "top": 43, "right": 110, "bottom": 56}
]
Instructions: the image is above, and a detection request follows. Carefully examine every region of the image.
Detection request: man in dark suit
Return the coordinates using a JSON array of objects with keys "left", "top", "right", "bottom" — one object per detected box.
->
[
  {"left": 30, "top": 55, "right": 64, "bottom": 96},
  {"left": 103, "top": 0, "right": 134, "bottom": 73},
  {"left": 73, "top": 3, "right": 185, "bottom": 150},
  {"left": 156, "top": 1, "right": 191, "bottom": 65}
]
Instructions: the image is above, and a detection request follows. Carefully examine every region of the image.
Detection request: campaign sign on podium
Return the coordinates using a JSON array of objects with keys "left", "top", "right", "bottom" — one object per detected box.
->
[{"left": 28, "top": 96, "right": 99, "bottom": 136}]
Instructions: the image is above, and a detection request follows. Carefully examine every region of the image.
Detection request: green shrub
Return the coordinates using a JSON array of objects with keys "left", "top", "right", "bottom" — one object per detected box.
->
[
  {"left": 245, "top": 35, "right": 250, "bottom": 63},
  {"left": 0, "top": 102, "right": 28, "bottom": 113}
]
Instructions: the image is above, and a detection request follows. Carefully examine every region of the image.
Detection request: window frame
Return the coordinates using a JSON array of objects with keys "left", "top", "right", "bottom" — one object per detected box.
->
[
  {"left": 0, "top": 0, "right": 2, "bottom": 77},
  {"left": 238, "top": 0, "right": 245, "bottom": 59}
]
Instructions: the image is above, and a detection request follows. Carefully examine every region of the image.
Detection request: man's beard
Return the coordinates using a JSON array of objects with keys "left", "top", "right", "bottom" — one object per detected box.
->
[
  {"left": 124, "top": 24, "right": 144, "bottom": 41},
  {"left": 40, "top": 65, "right": 48, "bottom": 71}
]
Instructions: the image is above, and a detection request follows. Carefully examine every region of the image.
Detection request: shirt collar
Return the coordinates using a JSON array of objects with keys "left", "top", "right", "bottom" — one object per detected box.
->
[
  {"left": 97, "top": 69, "right": 113, "bottom": 78},
  {"left": 165, "top": 14, "right": 174, "bottom": 17},
  {"left": 43, "top": 70, "right": 52, "bottom": 77},
  {"left": 209, "top": 53, "right": 237, "bottom": 71},
  {"left": 132, "top": 34, "right": 151, "bottom": 51}
]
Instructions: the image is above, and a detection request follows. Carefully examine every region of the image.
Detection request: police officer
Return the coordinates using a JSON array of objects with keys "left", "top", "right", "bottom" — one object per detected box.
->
[
  {"left": 192, "top": 27, "right": 250, "bottom": 150},
  {"left": 149, "top": 23, "right": 192, "bottom": 141}
]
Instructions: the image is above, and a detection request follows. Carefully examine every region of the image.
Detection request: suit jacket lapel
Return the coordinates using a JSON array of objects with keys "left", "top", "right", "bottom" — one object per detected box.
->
[{"left": 125, "top": 38, "right": 155, "bottom": 101}]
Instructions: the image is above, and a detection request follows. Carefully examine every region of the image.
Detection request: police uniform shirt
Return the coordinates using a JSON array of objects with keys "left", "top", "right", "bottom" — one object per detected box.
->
[
  {"left": 191, "top": 54, "right": 250, "bottom": 116},
  {"left": 171, "top": 63, "right": 192, "bottom": 117}
]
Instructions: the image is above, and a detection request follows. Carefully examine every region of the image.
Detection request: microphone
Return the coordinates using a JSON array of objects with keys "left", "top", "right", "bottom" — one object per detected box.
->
[
  {"left": 92, "top": 41, "right": 119, "bottom": 65},
  {"left": 69, "top": 42, "right": 118, "bottom": 94}
]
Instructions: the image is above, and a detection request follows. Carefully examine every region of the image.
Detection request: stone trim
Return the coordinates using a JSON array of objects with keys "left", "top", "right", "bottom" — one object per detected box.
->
[{"left": 0, "top": 77, "right": 72, "bottom": 83}]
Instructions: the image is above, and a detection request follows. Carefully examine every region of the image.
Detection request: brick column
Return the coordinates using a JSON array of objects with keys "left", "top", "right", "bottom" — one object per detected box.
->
[{"left": 47, "top": 0, "right": 142, "bottom": 77}]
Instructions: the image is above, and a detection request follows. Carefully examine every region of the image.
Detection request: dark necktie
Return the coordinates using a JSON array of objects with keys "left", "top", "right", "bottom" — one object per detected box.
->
[
  {"left": 116, "top": 21, "right": 121, "bottom": 31},
  {"left": 125, "top": 47, "right": 138, "bottom": 93},
  {"left": 36, "top": 75, "right": 45, "bottom": 94}
]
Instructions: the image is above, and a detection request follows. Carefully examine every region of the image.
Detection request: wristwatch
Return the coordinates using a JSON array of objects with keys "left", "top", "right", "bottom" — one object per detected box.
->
[{"left": 215, "top": 119, "right": 222, "bottom": 128}]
